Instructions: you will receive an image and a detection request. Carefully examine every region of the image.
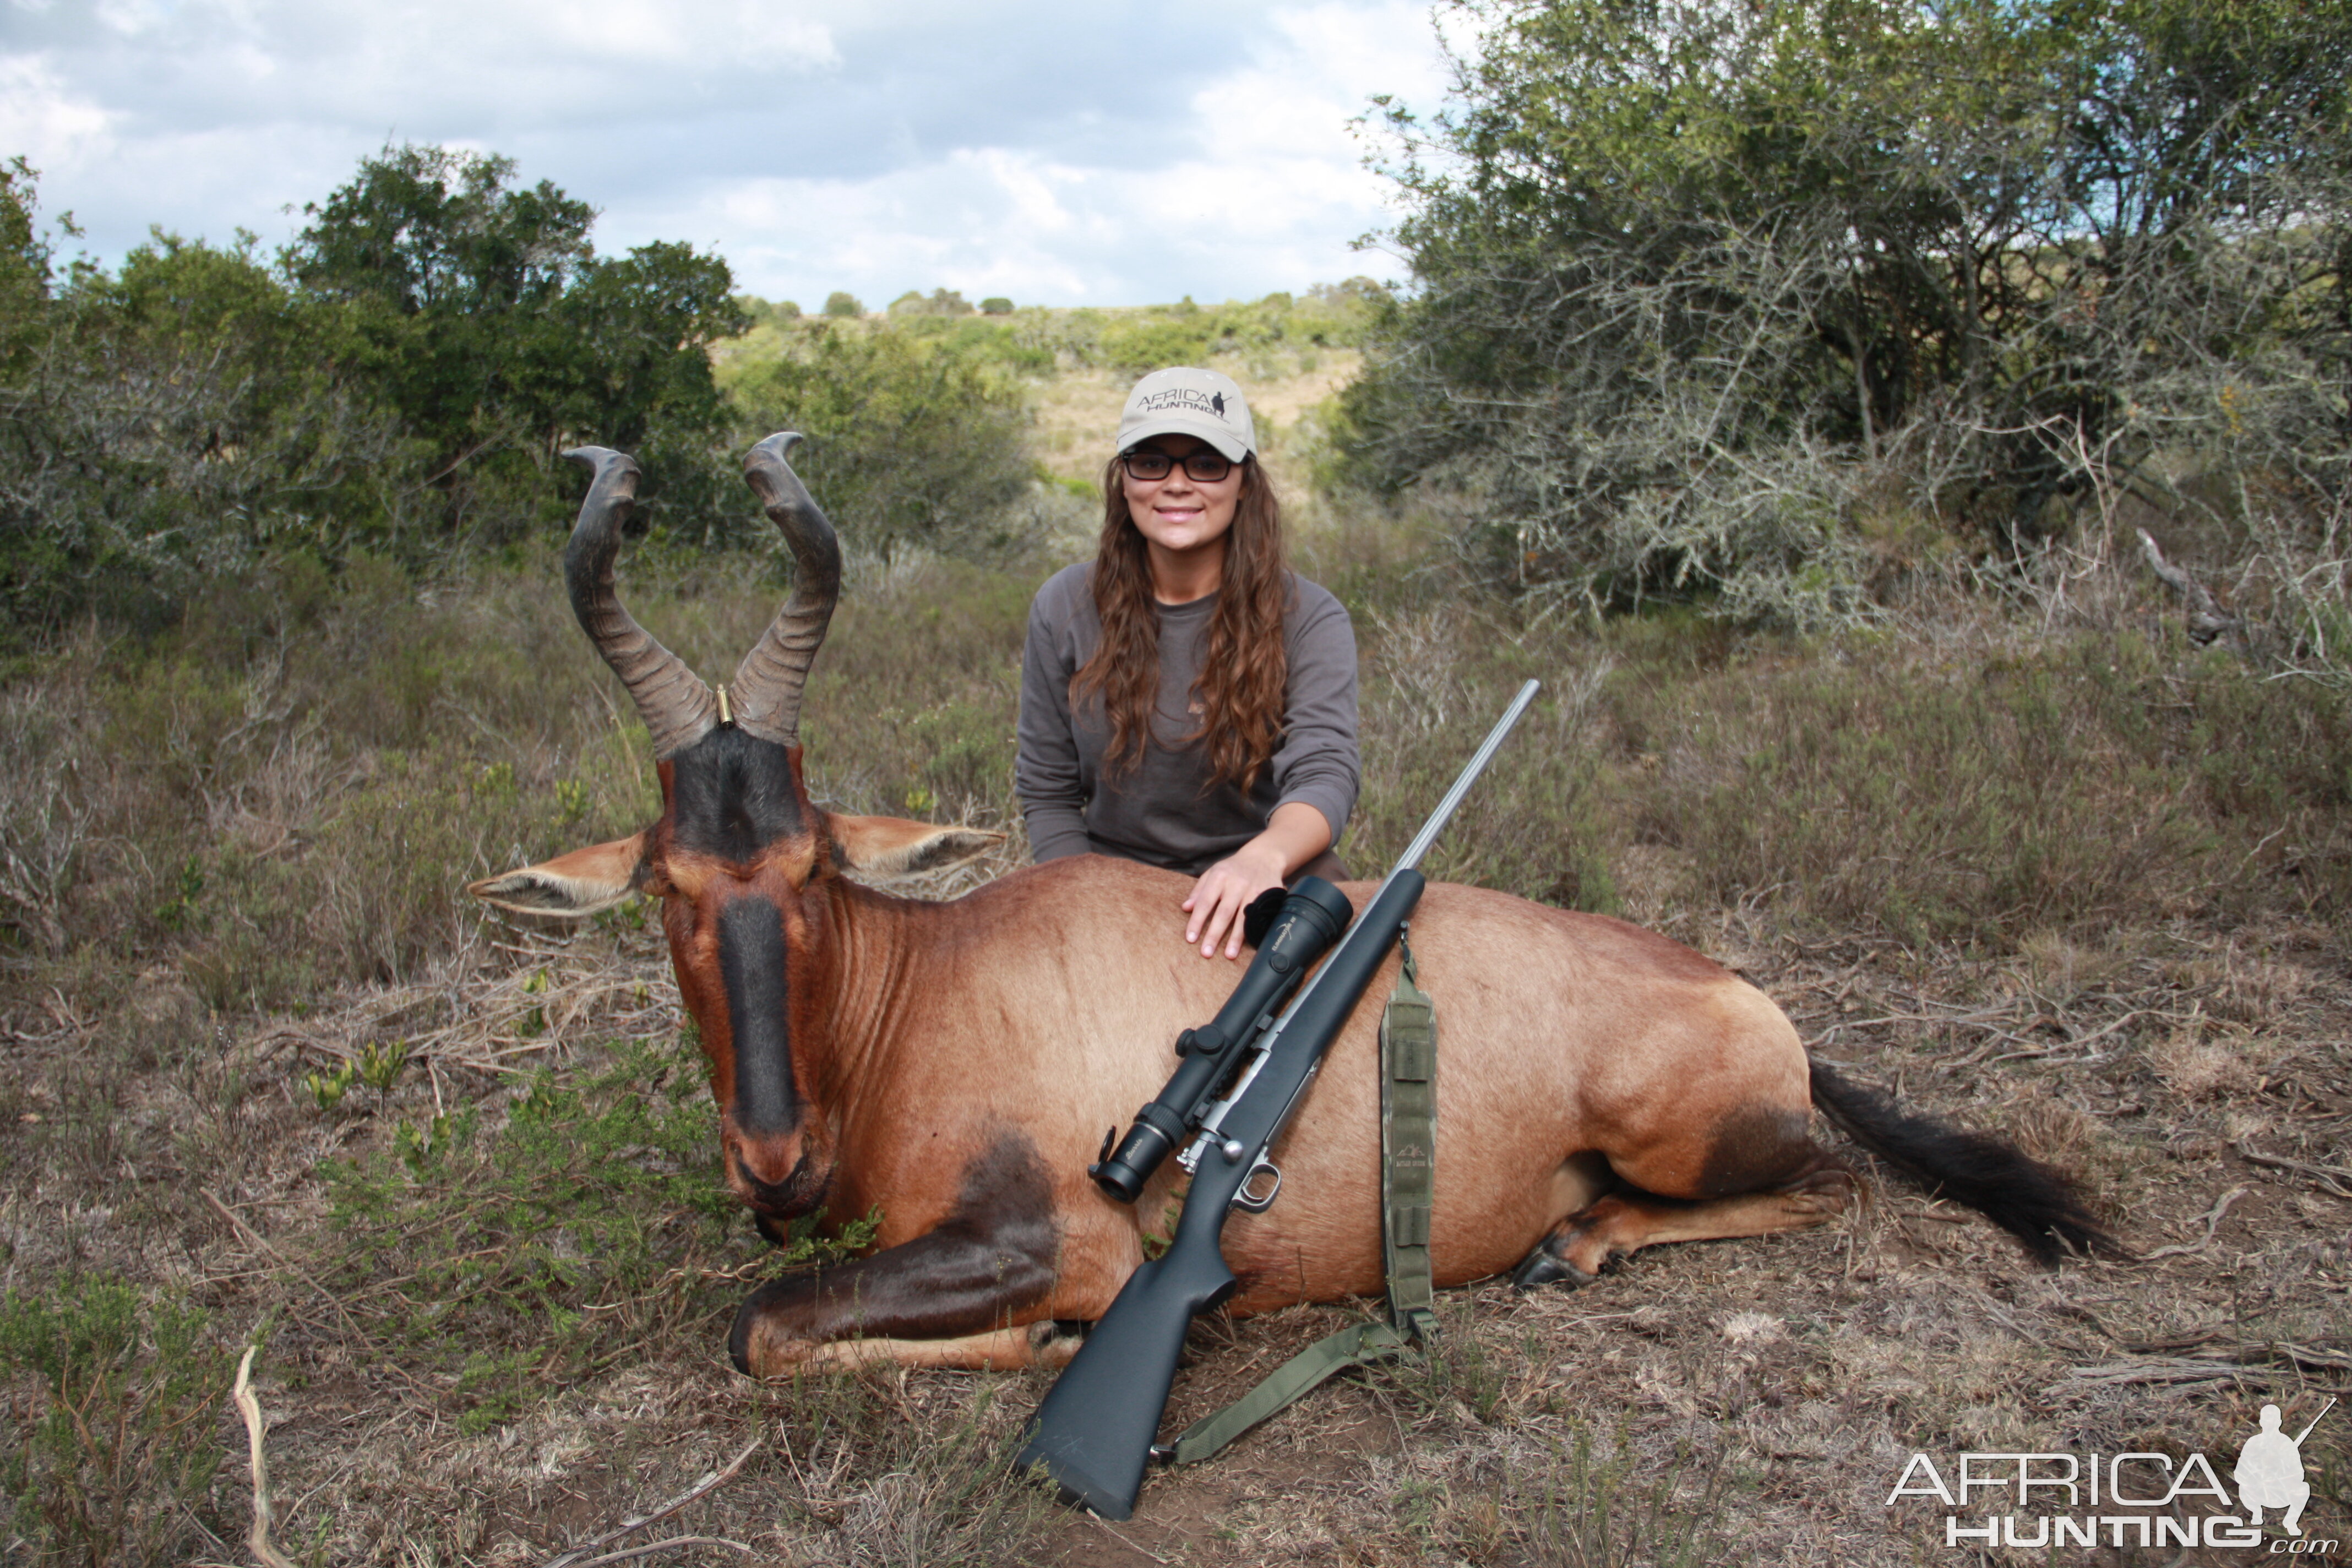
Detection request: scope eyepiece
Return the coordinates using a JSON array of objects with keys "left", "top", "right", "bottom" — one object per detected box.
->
[{"left": 1088, "top": 876, "right": 1354, "bottom": 1204}]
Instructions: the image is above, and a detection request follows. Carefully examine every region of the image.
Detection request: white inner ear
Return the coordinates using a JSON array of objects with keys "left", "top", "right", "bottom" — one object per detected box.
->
[
  {"left": 831, "top": 816, "right": 1003, "bottom": 879},
  {"left": 470, "top": 869, "right": 635, "bottom": 917},
  {"left": 468, "top": 832, "right": 646, "bottom": 916}
]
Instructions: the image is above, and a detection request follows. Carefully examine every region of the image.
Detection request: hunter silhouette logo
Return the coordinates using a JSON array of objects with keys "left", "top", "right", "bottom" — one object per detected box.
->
[
  {"left": 1886, "top": 1397, "right": 2338, "bottom": 1551},
  {"left": 2239, "top": 1399, "right": 2333, "bottom": 1536},
  {"left": 1134, "top": 388, "right": 1232, "bottom": 424}
]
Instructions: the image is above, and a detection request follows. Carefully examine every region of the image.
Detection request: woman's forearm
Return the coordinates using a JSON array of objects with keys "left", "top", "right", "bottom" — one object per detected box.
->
[{"left": 1240, "top": 799, "right": 1335, "bottom": 879}]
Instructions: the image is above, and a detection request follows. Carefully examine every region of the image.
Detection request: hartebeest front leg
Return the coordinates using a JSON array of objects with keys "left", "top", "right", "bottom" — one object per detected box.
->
[{"left": 729, "top": 1132, "right": 1078, "bottom": 1375}]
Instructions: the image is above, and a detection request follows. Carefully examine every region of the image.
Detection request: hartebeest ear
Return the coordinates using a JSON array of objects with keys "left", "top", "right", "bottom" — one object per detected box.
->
[
  {"left": 827, "top": 815, "right": 1002, "bottom": 879},
  {"left": 469, "top": 833, "right": 647, "bottom": 916}
]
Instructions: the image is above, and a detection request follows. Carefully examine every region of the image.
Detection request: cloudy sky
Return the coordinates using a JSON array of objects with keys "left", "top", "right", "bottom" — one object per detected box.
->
[{"left": 2, "top": 0, "right": 1457, "bottom": 308}]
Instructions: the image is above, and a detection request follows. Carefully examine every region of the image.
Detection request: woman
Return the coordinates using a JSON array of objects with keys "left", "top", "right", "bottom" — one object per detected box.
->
[{"left": 1016, "top": 366, "right": 1361, "bottom": 961}]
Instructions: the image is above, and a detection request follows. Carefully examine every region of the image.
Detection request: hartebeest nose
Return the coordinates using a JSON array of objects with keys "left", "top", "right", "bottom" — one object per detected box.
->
[
  {"left": 715, "top": 895, "right": 801, "bottom": 1136},
  {"left": 723, "top": 1126, "right": 828, "bottom": 1219}
]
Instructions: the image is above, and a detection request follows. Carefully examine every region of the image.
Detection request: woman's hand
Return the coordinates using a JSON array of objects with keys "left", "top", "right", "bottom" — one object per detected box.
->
[{"left": 1180, "top": 802, "right": 1333, "bottom": 959}]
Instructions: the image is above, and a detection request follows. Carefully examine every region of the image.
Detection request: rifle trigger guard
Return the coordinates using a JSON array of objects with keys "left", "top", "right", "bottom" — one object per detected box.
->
[{"left": 1229, "top": 1155, "right": 1283, "bottom": 1214}]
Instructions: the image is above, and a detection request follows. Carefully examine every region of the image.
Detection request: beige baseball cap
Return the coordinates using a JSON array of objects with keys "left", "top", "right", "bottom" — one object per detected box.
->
[{"left": 1117, "top": 367, "right": 1256, "bottom": 462}]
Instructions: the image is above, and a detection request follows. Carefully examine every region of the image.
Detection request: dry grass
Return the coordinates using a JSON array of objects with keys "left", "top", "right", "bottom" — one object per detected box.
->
[{"left": 2, "top": 443, "right": 2349, "bottom": 1562}]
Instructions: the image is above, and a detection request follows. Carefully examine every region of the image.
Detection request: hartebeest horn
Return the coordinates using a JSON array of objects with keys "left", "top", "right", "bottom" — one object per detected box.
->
[
  {"left": 732, "top": 432, "right": 842, "bottom": 748},
  {"left": 562, "top": 446, "right": 718, "bottom": 759}
]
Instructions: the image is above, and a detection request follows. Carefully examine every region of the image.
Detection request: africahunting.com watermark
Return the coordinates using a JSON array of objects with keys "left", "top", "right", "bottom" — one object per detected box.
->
[{"left": 1887, "top": 1399, "right": 2337, "bottom": 1553}]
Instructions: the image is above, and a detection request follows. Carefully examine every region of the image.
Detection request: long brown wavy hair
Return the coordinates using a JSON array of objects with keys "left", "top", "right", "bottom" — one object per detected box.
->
[{"left": 1071, "top": 454, "right": 1293, "bottom": 791}]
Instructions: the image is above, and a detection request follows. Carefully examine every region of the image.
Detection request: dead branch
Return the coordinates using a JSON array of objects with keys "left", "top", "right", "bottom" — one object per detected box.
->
[
  {"left": 2057, "top": 1357, "right": 2252, "bottom": 1389},
  {"left": 567, "top": 1540, "right": 752, "bottom": 1568},
  {"left": 538, "top": 1437, "right": 762, "bottom": 1568},
  {"left": 2141, "top": 1184, "right": 2251, "bottom": 1259},
  {"left": 231, "top": 1347, "right": 297, "bottom": 1568},
  {"left": 2236, "top": 1145, "right": 2352, "bottom": 1200},
  {"left": 2137, "top": 529, "right": 2245, "bottom": 649}
]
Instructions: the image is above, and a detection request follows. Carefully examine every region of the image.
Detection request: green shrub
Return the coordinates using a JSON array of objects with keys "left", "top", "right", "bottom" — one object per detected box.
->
[
  {"left": 0, "top": 1276, "right": 233, "bottom": 1566},
  {"left": 309, "top": 1033, "right": 869, "bottom": 1431},
  {"left": 725, "top": 325, "right": 1032, "bottom": 562}
]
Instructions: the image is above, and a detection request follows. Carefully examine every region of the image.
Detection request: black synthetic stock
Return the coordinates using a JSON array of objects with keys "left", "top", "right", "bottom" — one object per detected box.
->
[
  {"left": 1017, "top": 872, "right": 1425, "bottom": 1518},
  {"left": 1807, "top": 1060, "right": 2124, "bottom": 1264},
  {"left": 1013, "top": 1191, "right": 1240, "bottom": 1517}
]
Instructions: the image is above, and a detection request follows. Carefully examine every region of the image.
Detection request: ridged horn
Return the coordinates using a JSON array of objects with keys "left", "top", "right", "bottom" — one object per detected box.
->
[
  {"left": 732, "top": 432, "right": 842, "bottom": 748},
  {"left": 561, "top": 446, "right": 718, "bottom": 760}
]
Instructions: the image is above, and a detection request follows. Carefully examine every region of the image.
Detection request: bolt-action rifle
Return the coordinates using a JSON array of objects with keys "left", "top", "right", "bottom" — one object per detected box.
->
[{"left": 1015, "top": 680, "right": 1542, "bottom": 1520}]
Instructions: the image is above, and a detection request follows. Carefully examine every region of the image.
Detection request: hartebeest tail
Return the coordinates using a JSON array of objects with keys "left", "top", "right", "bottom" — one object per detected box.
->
[{"left": 1808, "top": 1060, "right": 2122, "bottom": 1265}]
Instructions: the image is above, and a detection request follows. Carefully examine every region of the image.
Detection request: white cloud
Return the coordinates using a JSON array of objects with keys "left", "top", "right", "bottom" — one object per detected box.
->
[
  {"left": 0, "top": 54, "right": 115, "bottom": 176},
  {"left": 0, "top": 0, "right": 1451, "bottom": 303}
]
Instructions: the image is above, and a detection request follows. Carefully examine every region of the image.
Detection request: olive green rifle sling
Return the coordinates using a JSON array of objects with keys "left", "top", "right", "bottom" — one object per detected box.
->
[{"left": 1157, "top": 932, "right": 1437, "bottom": 1467}]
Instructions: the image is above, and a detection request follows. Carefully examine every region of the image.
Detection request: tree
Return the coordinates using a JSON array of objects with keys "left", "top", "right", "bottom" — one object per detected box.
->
[
  {"left": 824, "top": 291, "right": 863, "bottom": 318},
  {"left": 888, "top": 288, "right": 975, "bottom": 317},
  {"left": 728, "top": 325, "right": 1032, "bottom": 562},
  {"left": 0, "top": 146, "right": 757, "bottom": 639},
  {"left": 1, "top": 216, "right": 400, "bottom": 635},
  {"left": 1349, "top": 0, "right": 2352, "bottom": 622},
  {"left": 0, "top": 157, "right": 51, "bottom": 378},
  {"left": 286, "top": 144, "right": 745, "bottom": 536}
]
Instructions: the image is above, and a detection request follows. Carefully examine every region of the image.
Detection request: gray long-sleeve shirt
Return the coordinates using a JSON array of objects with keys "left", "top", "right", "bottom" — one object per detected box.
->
[{"left": 1016, "top": 563, "right": 1360, "bottom": 875}]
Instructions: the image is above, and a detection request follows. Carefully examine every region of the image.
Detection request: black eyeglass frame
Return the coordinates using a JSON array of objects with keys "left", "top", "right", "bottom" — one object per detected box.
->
[{"left": 1118, "top": 447, "right": 1243, "bottom": 483}]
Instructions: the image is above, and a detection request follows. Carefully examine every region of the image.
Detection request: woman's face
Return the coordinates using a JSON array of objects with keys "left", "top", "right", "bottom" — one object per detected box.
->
[{"left": 1121, "top": 434, "right": 1244, "bottom": 567}]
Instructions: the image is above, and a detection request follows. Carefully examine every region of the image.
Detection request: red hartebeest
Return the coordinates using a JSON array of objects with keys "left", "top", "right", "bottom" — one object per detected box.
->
[{"left": 471, "top": 436, "right": 2116, "bottom": 1376}]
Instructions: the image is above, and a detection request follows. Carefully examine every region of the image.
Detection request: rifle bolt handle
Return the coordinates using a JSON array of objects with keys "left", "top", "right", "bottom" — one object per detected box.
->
[{"left": 1219, "top": 1138, "right": 1246, "bottom": 1164}]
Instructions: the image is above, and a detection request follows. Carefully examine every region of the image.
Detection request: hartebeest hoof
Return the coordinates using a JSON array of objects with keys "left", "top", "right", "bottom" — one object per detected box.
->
[{"left": 1510, "top": 1245, "right": 1599, "bottom": 1291}]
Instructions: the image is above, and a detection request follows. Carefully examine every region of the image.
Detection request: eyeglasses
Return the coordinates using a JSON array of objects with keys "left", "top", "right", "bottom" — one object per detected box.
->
[{"left": 1120, "top": 448, "right": 1238, "bottom": 483}]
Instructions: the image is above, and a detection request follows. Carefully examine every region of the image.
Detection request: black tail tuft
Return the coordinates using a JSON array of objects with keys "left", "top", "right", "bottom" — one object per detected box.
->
[{"left": 1809, "top": 1060, "right": 2124, "bottom": 1265}]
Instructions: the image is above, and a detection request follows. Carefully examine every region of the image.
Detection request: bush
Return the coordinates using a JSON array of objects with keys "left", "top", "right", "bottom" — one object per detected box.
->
[
  {"left": 1348, "top": 0, "right": 2352, "bottom": 626},
  {"left": 823, "top": 291, "right": 862, "bottom": 318},
  {"left": 0, "top": 1276, "right": 234, "bottom": 1566},
  {"left": 0, "top": 149, "right": 747, "bottom": 644},
  {"left": 725, "top": 324, "right": 1035, "bottom": 562}
]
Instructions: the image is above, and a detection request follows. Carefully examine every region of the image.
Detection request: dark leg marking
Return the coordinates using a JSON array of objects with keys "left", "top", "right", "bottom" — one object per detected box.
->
[
  {"left": 1513, "top": 1104, "right": 1850, "bottom": 1289},
  {"left": 730, "top": 1130, "right": 1060, "bottom": 1373},
  {"left": 1695, "top": 1104, "right": 1823, "bottom": 1198}
]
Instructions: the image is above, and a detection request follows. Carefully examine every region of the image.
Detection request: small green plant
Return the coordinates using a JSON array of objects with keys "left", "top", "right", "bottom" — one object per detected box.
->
[
  {"left": 519, "top": 967, "right": 548, "bottom": 1037},
  {"left": 761, "top": 1204, "right": 885, "bottom": 1272},
  {"left": 152, "top": 856, "right": 204, "bottom": 932},
  {"left": 0, "top": 1275, "right": 234, "bottom": 1565},
  {"left": 304, "top": 1061, "right": 356, "bottom": 1110},
  {"left": 553, "top": 777, "right": 590, "bottom": 825},
  {"left": 1523, "top": 1425, "right": 1732, "bottom": 1568},
  {"left": 357, "top": 1037, "right": 408, "bottom": 1096},
  {"left": 1138, "top": 1191, "right": 1184, "bottom": 1262}
]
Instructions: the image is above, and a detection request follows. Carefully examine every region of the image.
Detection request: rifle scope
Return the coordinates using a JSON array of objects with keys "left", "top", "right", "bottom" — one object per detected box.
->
[{"left": 1088, "top": 876, "right": 1354, "bottom": 1204}]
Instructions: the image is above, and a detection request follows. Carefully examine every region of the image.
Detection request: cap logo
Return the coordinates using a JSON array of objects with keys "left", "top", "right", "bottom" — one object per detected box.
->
[{"left": 1134, "top": 388, "right": 1232, "bottom": 424}]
